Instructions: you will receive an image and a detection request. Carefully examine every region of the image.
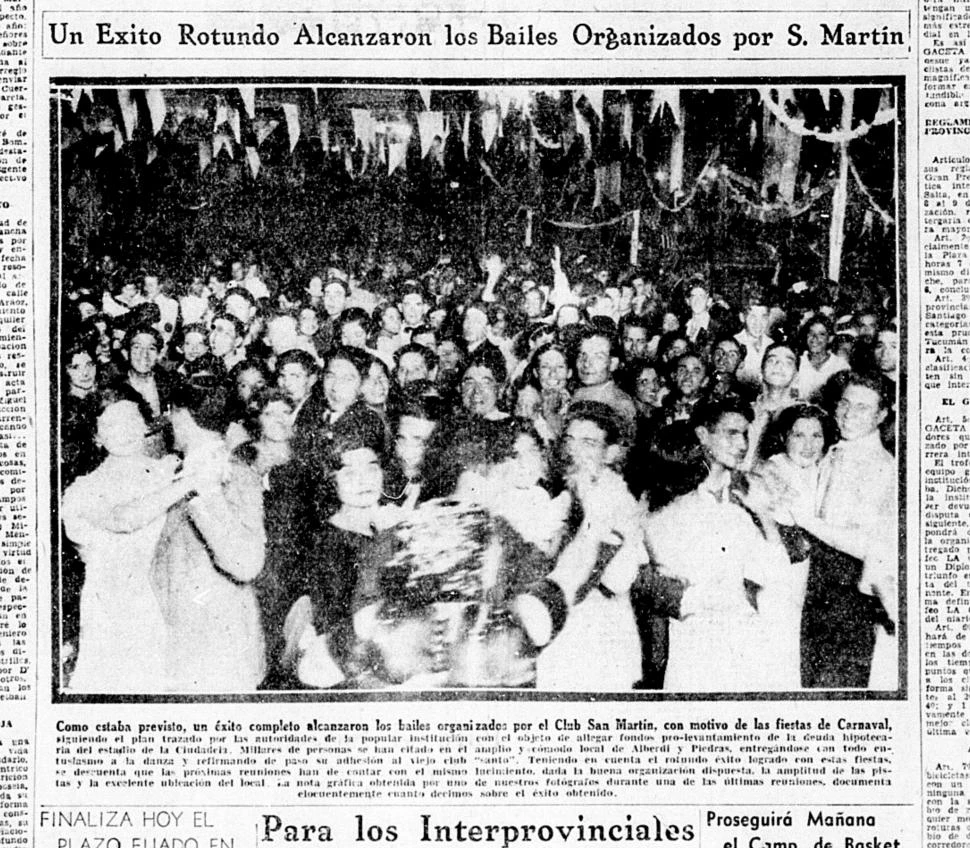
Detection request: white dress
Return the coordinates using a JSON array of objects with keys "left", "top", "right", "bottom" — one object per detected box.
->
[
  {"left": 644, "top": 488, "right": 798, "bottom": 693},
  {"left": 62, "top": 454, "right": 172, "bottom": 692}
]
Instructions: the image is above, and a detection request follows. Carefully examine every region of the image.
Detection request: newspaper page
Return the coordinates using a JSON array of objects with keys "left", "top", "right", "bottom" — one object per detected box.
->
[{"left": 1, "top": 0, "right": 943, "bottom": 846}]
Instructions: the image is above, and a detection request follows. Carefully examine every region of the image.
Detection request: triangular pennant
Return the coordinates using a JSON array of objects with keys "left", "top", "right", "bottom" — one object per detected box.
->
[
  {"left": 144, "top": 89, "right": 167, "bottom": 135},
  {"left": 69, "top": 88, "right": 83, "bottom": 111},
  {"left": 213, "top": 132, "right": 234, "bottom": 160},
  {"left": 417, "top": 111, "right": 445, "bottom": 158},
  {"left": 245, "top": 145, "right": 260, "bottom": 178},
  {"left": 819, "top": 88, "right": 831, "bottom": 112},
  {"left": 113, "top": 126, "right": 125, "bottom": 151},
  {"left": 351, "top": 109, "right": 373, "bottom": 150},
  {"left": 282, "top": 104, "right": 300, "bottom": 152},
  {"left": 481, "top": 108, "right": 499, "bottom": 152},
  {"left": 650, "top": 87, "right": 681, "bottom": 125},
  {"left": 146, "top": 141, "right": 158, "bottom": 165},
  {"left": 417, "top": 87, "right": 432, "bottom": 111},
  {"left": 94, "top": 144, "right": 108, "bottom": 158},
  {"left": 255, "top": 118, "right": 279, "bottom": 146},
  {"left": 238, "top": 86, "right": 256, "bottom": 118},
  {"left": 117, "top": 89, "right": 138, "bottom": 139},
  {"left": 199, "top": 140, "right": 212, "bottom": 173},
  {"left": 215, "top": 100, "right": 229, "bottom": 130}
]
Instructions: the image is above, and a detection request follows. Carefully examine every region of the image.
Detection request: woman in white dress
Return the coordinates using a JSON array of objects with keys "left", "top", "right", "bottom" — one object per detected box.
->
[{"left": 62, "top": 400, "right": 198, "bottom": 693}]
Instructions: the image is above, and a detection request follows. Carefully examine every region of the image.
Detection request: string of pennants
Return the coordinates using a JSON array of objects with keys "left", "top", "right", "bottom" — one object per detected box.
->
[{"left": 58, "top": 85, "right": 895, "bottom": 230}]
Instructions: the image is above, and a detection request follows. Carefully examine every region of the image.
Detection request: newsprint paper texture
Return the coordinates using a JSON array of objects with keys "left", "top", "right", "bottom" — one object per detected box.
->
[{"left": 3, "top": 0, "right": 963, "bottom": 846}]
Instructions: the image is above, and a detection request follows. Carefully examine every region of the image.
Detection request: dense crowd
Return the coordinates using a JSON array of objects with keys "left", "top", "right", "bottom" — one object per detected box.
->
[{"left": 57, "top": 243, "right": 899, "bottom": 693}]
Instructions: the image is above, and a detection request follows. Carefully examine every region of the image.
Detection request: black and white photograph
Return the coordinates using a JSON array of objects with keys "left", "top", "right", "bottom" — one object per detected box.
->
[{"left": 51, "top": 80, "right": 903, "bottom": 699}]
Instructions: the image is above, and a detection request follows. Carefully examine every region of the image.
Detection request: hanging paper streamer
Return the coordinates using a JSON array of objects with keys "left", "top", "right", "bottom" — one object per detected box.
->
[
  {"left": 198, "top": 140, "right": 213, "bottom": 173},
  {"left": 113, "top": 126, "right": 125, "bottom": 152},
  {"left": 238, "top": 85, "right": 256, "bottom": 118},
  {"left": 629, "top": 209, "right": 641, "bottom": 265},
  {"left": 282, "top": 103, "right": 300, "bottom": 152},
  {"left": 116, "top": 89, "right": 139, "bottom": 139},
  {"left": 144, "top": 89, "right": 167, "bottom": 135},
  {"left": 525, "top": 209, "right": 533, "bottom": 247},
  {"left": 245, "top": 145, "right": 261, "bottom": 178},
  {"left": 604, "top": 161, "right": 622, "bottom": 205},
  {"left": 827, "top": 88, "right": 854, "bottom": 282},
  {"left": 417, "top": 111, "right": 445, "bottom": 158},
  {"left": 229, "top": 107, "right": 241, "bottom": 144},
  {"left": 462, "top": 111, "right": 471, "bottom": 157},
  {"left": 481, "top": 107, "right": 500, "bottom": 152},
  {"left": 351, "top": 109, "right": 374, "bottom": 151},
  {"left": 577, "top": 88, "right": 603, "bottom": 121},
  {"left": 317, "top": 118, "right": 331, "bottom": 151},
  {"left": 621, "top": 99, "right": 633, "bottom": 149}
]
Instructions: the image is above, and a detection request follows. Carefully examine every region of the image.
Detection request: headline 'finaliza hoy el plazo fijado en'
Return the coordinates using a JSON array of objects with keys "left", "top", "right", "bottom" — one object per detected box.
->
[{"left": 46, "top": 20, "right": 905, "bottom": 50}]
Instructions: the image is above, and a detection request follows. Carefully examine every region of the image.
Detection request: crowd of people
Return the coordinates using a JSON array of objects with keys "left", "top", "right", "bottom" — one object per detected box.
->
[{"left": 57, "top": 242, "right": 900, "bottom": 694}]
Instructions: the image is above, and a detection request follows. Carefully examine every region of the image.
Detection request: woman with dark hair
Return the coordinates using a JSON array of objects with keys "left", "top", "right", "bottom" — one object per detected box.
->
[
  {"left": 61, "top": 344, "right": 104, "bottom": 487},
  {"left": 514, "top": 341, "right": 572, "bottom": 444},
  {"left": 795, "top": 315, "right": 849, "bottom": 403},
  {"left": 754, "top": 402, "right": 839, "bottom": 688},
  {"left": 224, "top": 359, "right": 272, "bottom": 450}
]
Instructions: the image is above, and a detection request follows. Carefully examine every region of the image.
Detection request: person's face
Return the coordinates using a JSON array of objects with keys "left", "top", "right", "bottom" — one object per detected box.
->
[
  {"left": 128, "top": 333, "right": 159, "bottom": 376},
  {"left": 688, "top": 286, "right": 711, "bottom": 316},
  {"left": 67, "top": 351, "right": 97, "bottom": 393},
  {"left": 675, "top": 355, "right": 707, "bottom": 399},
  {"left": 279, "top": 362, "right": 315, "bottom": 405},
  {"left": 299, "top": 308, "right": 320, "bottom": 337},
  {"left": 322, "top": 283, "right": 347, "bottom": 318},
  {"left": 361, "top": 363, "right": 390, "bottom": 406},
  {"left": 537, "top": 349, "right": 569, "bottom": 392},
  {"left": 762, "top": 347, "right": 797, "bottom": 389},
  {"left": 143, "top": 276, "right": 161, "bottom": 299},
  {"left": 119, "top": 282, "right": 139, "bottom": 303},
  {"left": 324, "top": 357, "right": 362, "bottom": 411},
  {"left": 437, "top": 340, "right": 461, "bottom": 373},
  {"left": 397, "top": 352, "right": 429, "bottom": 386},
  {"left": 576, "top": 336, "right": 613, "bottom": 387},
  {"left": 334, "top": 447, "right": 383, "bottom": 509},
  {"left": 266, "top": 317, "right": 299, "bottom": 355},
  {"left": 836, "top": 383, "right": 886, "bottom": 442},
  {"left": 805, "top": 322, "right": 831, "bottom": 356},
  {"left": 98, "top": 404, "right": 148, "bottom": 456},
  {"left": 744, "top": 305, "right": 769, "bottom": 338},
  {"left": 461, "top": 365, "right": 500, "bottom": 418},
  {"left": 462, "top": 308, "right": 488, "bottom": 346},
  {"left": 661, "top": 312, "right": 680, "bottom": 334},
  {"left": 236, "top": 367, "right": 265, "bottom": 403},
  {"left": 786, "top": 416, "right": 825, "bottom": 468},
  {"left": 697, "top": 412, "right": 749, "bottom": 471},
  {"left": 564, "top": 419, "right": 609, "bottom": 478},
  {"left": 712, "top": 341, "right": 742, "bottom": 376},
  {"left": 515, "top": 384, "right": 542, "bottom": 420},
  {"left": 182, "top": 331, "right": 208, "bottom": 362},
  {"left": 556, "top": 305, "right": 580, "bottom": 328},
  {"left": 260, "top": 399, "right": 295, "bottom": 443},
  {"left": 209, "top": 318, "right": 240, "bottom": 358},
  {"left": 231, "top": 261, "right": 246, "bottom": 282},
  {"left": 95, "top": 334, "right": 112, "bottom": 364},
  {"left": 224, "top": 294, "right": 253, "bottom": 326},
  {"left": 400, "top": 293, "right": 427, "bottom": 327},
  {"left": 77, "top": 301, "right": 97, "bottom": 321},
  {"left": 523, "top": 290, "right": 543, "bottom": 319},
  {"left": 875, "top": 330, "right": 899, "bottom": 373},
  {"left": 490, "top": 309, "right": 509, "bottom": 339},
  {"left": 504, "top": 432, "right": 545, "bottom": 489},
  {"left": 395, "top": 415, "right": 436, "bottom": 479},
  {"left": 622, "top": 326, "right": 649, "bottom": 361},
  {"left": 635, "top": 367, "right": 661, "bottom": 406},
  {"left": 381, "top": 306, "right": 402, "bottom": 335},
  {"left": 618, "top": 286, "right": 635, "bottom": 313},
  {"left": 341, "top": 320, "right": 368, "bottom": 349},
  {"left": 857, "top": 314, "right": 879, "bottom": 340}
]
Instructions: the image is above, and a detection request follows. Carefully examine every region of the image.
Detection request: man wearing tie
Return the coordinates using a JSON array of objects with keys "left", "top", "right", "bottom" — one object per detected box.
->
[{"left": 791, "top": 373, "right": 897, "bottom": 689}]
